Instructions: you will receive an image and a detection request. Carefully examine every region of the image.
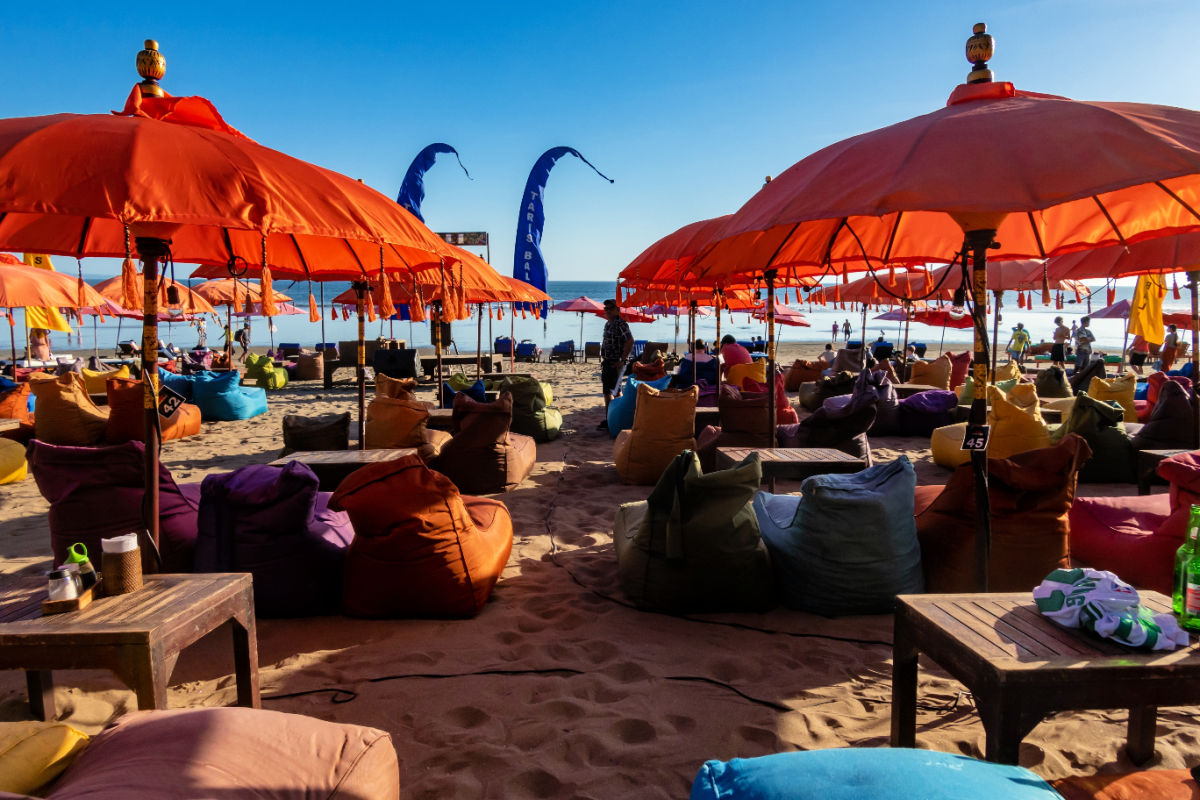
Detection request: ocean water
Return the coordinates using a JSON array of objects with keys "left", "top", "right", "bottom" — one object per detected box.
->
[{"left": 21, "top": 276, "right": 1184, "bottom": 357}]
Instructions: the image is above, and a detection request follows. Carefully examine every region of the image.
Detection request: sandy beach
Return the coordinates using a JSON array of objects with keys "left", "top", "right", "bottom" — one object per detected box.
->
[{"left": 0, "top": 342, "right": 1184, "bottom": 798}]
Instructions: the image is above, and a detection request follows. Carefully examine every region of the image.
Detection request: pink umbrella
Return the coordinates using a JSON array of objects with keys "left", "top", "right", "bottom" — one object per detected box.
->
[
  {"left": 751, "top": 300, "right": 808, "bottom": 327},
  {"left": 552, "top": 296, "right": 605, "bottom": 346}
]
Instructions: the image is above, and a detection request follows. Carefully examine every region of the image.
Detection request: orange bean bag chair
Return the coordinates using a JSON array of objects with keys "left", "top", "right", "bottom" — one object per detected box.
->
[
  {"left": 28, "top": 372, "right": 109, "bottom": 446},
  {"left": 909, "top": 354, "right": 953, "bottom": 390},
  {"left": 330, "top": 455, "right": 514, "bottom": 618},
  {"left": 784, "top": 359, "right": 825, "bottom": 391},
  {"left": 105, "top": 378, "right": 202, "bottom": 443},
  {"left": 614, "top": 384, "right": 698, "bottom": 485},
  {"left": 0, "top": 382, "right": 33, "bottom": 424},
  {"left": 631, "top": 358, "right": 666, "bottom": 381}
]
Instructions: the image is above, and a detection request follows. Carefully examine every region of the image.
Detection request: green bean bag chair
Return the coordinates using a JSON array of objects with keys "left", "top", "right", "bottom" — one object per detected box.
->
[
  {"left": 613, "top": 450, "right": 774, "bottom": 612},
  {"left": 501, "top": 375, "right": 561, "bottom": 442},
  {"left": 1052, "top": 391, "right": 1134, "bottom": 483},
  {"left": 257, "top": 363, "right": 288, "bottom": 390}
]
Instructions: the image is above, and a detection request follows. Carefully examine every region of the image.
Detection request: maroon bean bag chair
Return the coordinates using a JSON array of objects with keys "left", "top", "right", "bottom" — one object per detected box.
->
[
  {"left": 1131, "top": 380, "right": 1195, "bottom": 451},
  {"left": 1137, "top": 371, "right": 1193, "bottom": 422},
  {"left": 27, "top": 439, "right": 200, "bottom": 573},
  {"left": 1069, "top": 449, "right": 1200, "bottom": 593},
  {"left": 947, "top": 350, "right": 973, "bottom": 390},
  {"left": 432, "top": 391, "right": 536, "bottom": 493}
]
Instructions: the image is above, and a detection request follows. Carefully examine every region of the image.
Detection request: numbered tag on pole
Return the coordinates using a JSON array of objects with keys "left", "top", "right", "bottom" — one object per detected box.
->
[
  {"left": 157, "top": 384, "right": 185, "bottom": 418},
  {"left": 961, "top": 423, "right": 991, "bottom": 452}
]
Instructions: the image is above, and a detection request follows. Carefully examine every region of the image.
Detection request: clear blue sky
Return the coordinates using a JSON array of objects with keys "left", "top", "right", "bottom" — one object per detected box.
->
[{"left": 5, "top": 1, "right": 1200, "bottom": 282}]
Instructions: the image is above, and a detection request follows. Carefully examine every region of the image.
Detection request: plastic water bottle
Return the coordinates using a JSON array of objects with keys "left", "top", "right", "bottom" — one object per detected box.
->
[{"left": 1176, "top": 506, "right": 1200, "bottom": 616}]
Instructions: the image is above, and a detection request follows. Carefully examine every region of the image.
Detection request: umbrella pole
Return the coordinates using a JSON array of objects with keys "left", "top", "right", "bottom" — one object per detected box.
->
[
  {"left": 991, "top": 290, "right": 1001, "bottom": 375},
  {"left": 715, "top": 306, "right": 723, "bottom": 391},
  {"left": 136, "top": 236, "right": 168, "bottom": 559},
  {"left": 902, "top": 306, "right": 911, "bottom": 381},
  {"left": 9, "top": 309, "right": 16, "bottom": 368},
  {"left": 578, "top": 312, "right": 583, "bottom": 354},
  {"left": 939, "top": 321, "right": 947, "bottom": 356},
  {"left": 766, "top": 270, "right": 778, "bottom": 456},
  {"left": 965, "top": 229, "right": 996, "bottom": 593},
  {"left": 690, "top": 302, "right": 698, "bottom": 386},
  {"left": 509, "top": 304, "right": 514, "bottom": 374},
  {"left": 354, "top": 282, "right": 367, "bottom": 451},
  {"left": 1121, "top": 318, "right": 1129, "bottom": 374},
  {"left": 225, "top": 303, "right": 232, "bottom": 370},
  {"left": 1191, "top": 271, "right": 1200, "bottom": 449},
  {"left": 476, "top": 303, "right": 482, "bottom": 380},
  {"left": 860, "top": 303, "right": 868, "bottom": 366},
  {"left": 93, "top": 316, "right": 98, "bottom": 359}
]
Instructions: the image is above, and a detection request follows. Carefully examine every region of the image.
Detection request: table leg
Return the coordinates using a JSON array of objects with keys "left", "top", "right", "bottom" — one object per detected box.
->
[
  {"left": 123, "top": 645, "right": 171, "bottom": 710},
  {"left": 231, "top": 613, "right": 261, "bottom": 709},
  {"left": 889, "top": 612, "right": 918, "bottom": 748},
  {"left": 25, "top": 670, "right": 55, "bottom": 721},
  {"left": 1127, "top": 705, "right": 1158, "bottom": 765},
  {"left": 979, "top": 690, "right": 1025, "bottom": 764}
]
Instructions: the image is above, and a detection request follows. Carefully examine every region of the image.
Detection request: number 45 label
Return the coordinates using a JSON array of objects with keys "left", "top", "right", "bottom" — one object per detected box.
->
[{"left": 961, "top": 424, "right": 990, "bottom": 451}]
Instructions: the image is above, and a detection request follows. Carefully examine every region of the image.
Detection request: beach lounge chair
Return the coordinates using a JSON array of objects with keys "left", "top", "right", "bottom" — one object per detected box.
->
[
  {"left": 644, "top": 340, "right": 669, "bottom": 358},
  {"left": 583, "top": 341, "right": 601, "bottom": 362},
  {"left": 514, "top": 340, "right": 541, "bottom": 362},
  {"left": 116, "top": 340, "right": 140, "bottom": 357},
  {"left": 630, "top": 340, "right": 648, "bottom": 360},
  {"left": 493, "top": 336, "right": 514, "bottom": 357},
  {"left": 548, "top": 340, "right": 575, "bottom": 362},
  {"left": 277, "top": 342, "right": 301, "bottom": 358}
]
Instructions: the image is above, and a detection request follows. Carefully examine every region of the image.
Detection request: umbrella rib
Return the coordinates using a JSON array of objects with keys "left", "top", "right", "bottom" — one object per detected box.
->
[
  {"left": 1024, "top": 212, "right": 1048, "bottom": 259},
  {"left": 288, "top": 233, "right": 313, "bottom": 281},
  {"left": 881, "top": 211, "right": 904, "bottom": 264},
  {"left": 75, "top": 217, "right": 92, "bottom": 257},
  {"left": 761, "top": 221, "right": 803, "bottom": 276},
  {"left": 1091, "top": 195, "right": 1129, "bottom": 249},
  {"left": 820, "top": 218, "right": 848, "bottom": 268},
  {"left": 344, "top": 239, "right": 368, "bottom": 278},
  {"left": 1154, "top": 180, "right": 1200, "bottom": 224}
]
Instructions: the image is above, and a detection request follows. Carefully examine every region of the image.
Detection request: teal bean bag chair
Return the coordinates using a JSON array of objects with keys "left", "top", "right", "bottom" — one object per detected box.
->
[
  {"left": 689, "top": 748, "right": 1061, "bottom": 800},
  {"left": 158, "top": 367, "right": 195, "bottom": 401},
  {"left": 754, "top": 455, "right": 922, "bottom": 616},
  {"left": 606, "top": 374, "right": 672, "bottom": 438},
  {"left": 191, "top": 370, "right": 268, "bottom": 422},
  {"left": 501, "top": 375, "right": 562, "bottom": 442}
]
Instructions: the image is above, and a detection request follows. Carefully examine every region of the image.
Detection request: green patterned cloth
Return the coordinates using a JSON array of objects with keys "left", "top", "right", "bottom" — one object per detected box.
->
[{"left": 1034, "top": 568, "right": 1189, "bottom": 651}]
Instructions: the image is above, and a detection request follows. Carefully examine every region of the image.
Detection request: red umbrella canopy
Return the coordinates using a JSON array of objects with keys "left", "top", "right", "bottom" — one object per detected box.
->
[
  {"left": 1046, "top": 232, "right": 1200, "bottom": 280},
  {"left": 876, "top": 308, "right": 976, "bottom": 330},
  {"left": 751, "top": 300, "right": 809, "bottom": 327},
  {"left": 552, "top": 296, "right": 605, "bottom": 313},
  {"left": 620, "top": 215, "right": 732, "bottom": 288}
]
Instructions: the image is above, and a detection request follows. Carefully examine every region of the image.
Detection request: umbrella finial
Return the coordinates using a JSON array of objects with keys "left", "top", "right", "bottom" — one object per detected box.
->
[
  {"left": 136, "top": 39, "right": 166, "bottom": 98},
  {"left": 965, "top": 22, "right": 995, "bottom": 84}
]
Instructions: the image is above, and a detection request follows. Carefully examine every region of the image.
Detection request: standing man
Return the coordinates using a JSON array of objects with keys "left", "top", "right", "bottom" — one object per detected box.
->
[
  {"left": 831, "top": 321, "right": 839, "bottom": 342},
  {"left": 1073, "top": 316, "right": 1096, "bottom": 371},
  {"left": 1161, "top": 324, "right": 1180, "bottom": 371},
  {"left": 1050, "top": 316, "right": 1071, "bottom": 368},
  {"left": 842, "top": 319, "right": 852, "bottom": 343},
  {"left": 235, "top": 322, "right": 251, "bottom": 362},
  {"left": 598, "top": 299, "right": 633, "bottom": 431},
  {"left": 1006, "top": 322, "right": 1031, "bottom": 366},
  {"left": 195, "top": 318, "right": 207, "bottom": 350}
]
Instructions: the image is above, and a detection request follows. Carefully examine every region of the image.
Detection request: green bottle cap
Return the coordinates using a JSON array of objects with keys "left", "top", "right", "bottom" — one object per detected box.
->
[{"left": 65, "top": 543, "right": 89, "bottom": 564}]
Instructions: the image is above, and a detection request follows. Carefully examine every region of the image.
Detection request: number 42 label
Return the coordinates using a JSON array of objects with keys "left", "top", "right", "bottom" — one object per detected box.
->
[{"left": 960, "top": 424, "right": 991, "bottom": 451}]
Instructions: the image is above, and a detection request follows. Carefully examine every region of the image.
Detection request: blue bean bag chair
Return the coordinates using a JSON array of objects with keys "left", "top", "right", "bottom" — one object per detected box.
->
[
  {"left": 190, "top": 370, "right": 268, "bottom": 422},
  {"left": 441, "top": 377, "right": 486, "bottom": 409},
  {"left": 605, "top": 374, "right": 672, "bottom": 438},
  {"left": 689, "top": 748, "right": 1060, "bottom": 800},
  {"left": 158, "top": 366, "right": 196, "bottom": 401},
  {"left": 754, "top": 456, "right": 923, "bottom": 616}
]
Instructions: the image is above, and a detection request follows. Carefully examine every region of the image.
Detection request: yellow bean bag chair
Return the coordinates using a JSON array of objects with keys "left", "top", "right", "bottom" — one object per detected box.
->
[
  {"left": 81, "top": 364, "right": 130, "bottom": 395},
  {"left": 0, "top": 438, "right": 27, "bottom": 484},
  {"left": 0, "top": 720, "right": 88, "bottom": 795},
  {"left": 1003, "top": 382, "right": 1041, "bottom": 416},
  {"left": 986, "top": 385, "right": 1052, "bottom": 459},
  {"left": 29, "top": 372, "right": 109, "bottom": 446},
  {"left": 993, "top": 361, "right": 1022, "bottom": 382},
  {"left": 1041, "top": 395, "right": 1077, "bottom": 418},
  {"left": 910, "top": 354, "right": 952, "bottom": 390},
  {"left": 614, "top": 384, "right": 698, "bottom": 485},
  {"left": 931, "top": 422, "right": 971, "bottom": 468},
  {"left": 726, "top": 360, "right": 768, "bottom": 389},
  {"left": 1089, "top": 372, "right": 1138, "bottom": 423}
]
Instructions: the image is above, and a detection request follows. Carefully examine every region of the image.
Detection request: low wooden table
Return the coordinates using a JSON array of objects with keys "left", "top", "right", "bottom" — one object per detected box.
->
[
  {"left": 715, "top": 446, "right": 866, "bottom": 492},
  {"left": 0, "top": 418, "right": 20, "bottom": 433},
  {"left": 1137, "top": 448, "right": 1191, "bottom": 495},
  {"left": 0, "top": 573, "right": 259, "bottom": 721},
  {"left": 427, "top": 408, "right": 454, "bottom": 430},
  {"left": 890, "top": 591, "right": 1200, "bottom": 765},
  {"left": 419, "top": 353, "right": 504, "bottom": 380},
  {"left": 892, "top": 382, "right": 941, "bottom": 399},
  {"left": 270, "top": 448, "right": 419, "bottom": 490}
]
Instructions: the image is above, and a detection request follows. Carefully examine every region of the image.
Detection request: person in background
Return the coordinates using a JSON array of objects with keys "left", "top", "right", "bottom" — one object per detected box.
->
[
  {"left": 1006, "top": 322, "right": 1031, "bottom": 366},
  {"left": 1050, "top": 316, "right": 1071, "bottom": 368},
  {"left": 1128, "top": 333, "right": 1149, "bottom": 375},
  {"left": 818, "top": 343, "right": 836, "bottom": 368},
  {"left": 195, "top": 318, "right": 207, "bottom": 350},
  {"left": 831, "top": 322, "right": 839, "bottom": 342},
  {"left": 719, "top": 334, "right": 752, "bottom": 377},
  {"left": 1073, "top": 316, "right": 1096, "bottom": 371},
  {"left": 842, "top": 319, "right": 852, "bottom": 342},
  {"left": 598, "top": 299, "right": 633, "bottom": 430},
  {"left": 29, "top": 328, "right": 50, "bottom": 361},
  {"left": 235, "top": 322, "right": 251, "bottom": 362},
  {"left": 686, "top": 339, "right": 714, "bottom": 364},
  {"left": 1161, "top": 324, "right": 1180, "bottom": 371}
]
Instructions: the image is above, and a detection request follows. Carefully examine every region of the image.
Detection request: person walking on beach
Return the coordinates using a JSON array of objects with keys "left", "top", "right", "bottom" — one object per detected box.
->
[
  {"left": 831, "top": 322, "right": 839, "bottom": 342},
  {"left": 597, "top": 299, "right": 633, "bottom": 430},
  {"left": 1073, "top": 316, "right": 1095, "bottom": 370},
  {"left": 1161, "top": 324, "right": 1180, "bottom": 371},
  {"left": 1006, "top": 322, "right": 1031, "bottom": 366},
  {"left": 235, "top": 322, "right": 251, "bottom": 362},
  {"left": 1050, "top": 316, "right": 1071, "bottom": 368},
  {"left": 195, "top": 318, "right": 207, "bottom": 350},
  {"left": 842, "top": 319, "right": 851, "bottom": 342},
  {"left": 1128, "top": 333, "right": 1150, "bottom": 374}
]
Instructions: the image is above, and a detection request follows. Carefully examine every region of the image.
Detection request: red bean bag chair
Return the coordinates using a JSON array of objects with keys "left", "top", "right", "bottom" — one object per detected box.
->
[
  {"left": 105, "top": 377, "right": 202, "bottom": 443},
  {"left": 737, "top": 372, "right": 800, "bottom": 425},
  {"left": 1137, "top": 371, "right": 1193, "bottom": 422},
  {"left": 947, "top": 350, "right": 973, "bottom": 390},
  {"left": 330, "top": 454, "right": 513, "bottom": 618},
  {"left": 1053, "top": 768, "right": 1199, "bottom": 799},
  {"left": 1069, "top": 450, "right": 1200, "bottom": 593}
]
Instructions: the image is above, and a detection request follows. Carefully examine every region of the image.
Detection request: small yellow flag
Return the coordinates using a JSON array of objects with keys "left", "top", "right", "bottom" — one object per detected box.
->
[
  {"left": 1129, "top": 274, "right": 1166, "bottom": 346},
  {"left": 22, "top": 253, "right": 72, "bottom": 332}
]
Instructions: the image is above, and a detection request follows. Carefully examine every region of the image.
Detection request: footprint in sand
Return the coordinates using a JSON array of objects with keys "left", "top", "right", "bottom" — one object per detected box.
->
[
  {"left": 444, "top": 705, "right": 490, "bottom": 729},
  {"left": 506, "top": 768, "right": 565, "bottom": 798},
  {"left": 611, "top": 718, "right": 657, "bottom": 744}
]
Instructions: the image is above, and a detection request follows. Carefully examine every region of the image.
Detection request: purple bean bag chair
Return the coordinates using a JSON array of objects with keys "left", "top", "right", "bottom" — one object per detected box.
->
[
  {"left": 27, "top": 439, "right": 201, "bottom": 573},
  {"left": 195, "top": 462, "right": 355, "bottom": 617},
  {"left": 897, "top": 389, "right": 958, "bottom": 437}
]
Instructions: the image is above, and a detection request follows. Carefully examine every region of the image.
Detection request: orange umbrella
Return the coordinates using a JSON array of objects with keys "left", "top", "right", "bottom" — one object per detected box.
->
[
  {"left": 190, "top": 279, "right": 290, "bottom": 307},
  {"left": 0, "top": 260, "right": 109, "bottom": 309},
  {"left": 93, "top": 274, "right": 217, "bottom": 315}
]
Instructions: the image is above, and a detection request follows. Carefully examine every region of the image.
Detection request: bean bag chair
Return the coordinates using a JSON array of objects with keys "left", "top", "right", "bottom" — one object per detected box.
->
[
  {"left": 81, "top": 364, "right": 129, "bottom": 395},
  {"left": 614, "top": 384, "right": 698, "bottom": 485},
  {"left": 29, "top": 373, "right": 109, "bottom": 446},
  {"left": 800, "top": 370, "right": 856, "bottom": 411},
  {"left": 432, "top": 392, "right": 536, "bottom": 493},
  {"left": 956, "top": 375, "right": 1018, "bottom": 405},
  {"left": 606, "top": 374, "right": 672, "bottom": 438},
  {"left": 613, "top": 450, "right": 774, "bottom": 613},
  {"left": 1053, "top": 392, "right": 1135, "bottom": 483},
  {"left": 1146, "top": 371, "right": 1192, "bottom": 408},
  {"left": 738, "top": 372, "right": 799, "bottom": 425},
  {"left": 726, "top": 360, "right": 767, "bottom": 388},
  {"left": 986, "top": 384, "right": 1052, "bottom": 459},
  {"left": 1053, "top": 768, "right": 1200, "bottom": 800},
  {"left": 831, "top": 347, "right": 863, "bottom": 374},
  {"left": 993, "top": 360, "right": 1022, "bottom": 382},
  {"left": 0, "top": 437, "right": 27, "bottom": 484},
  {"left": 293, "top": 351, "right": 323, "bottom": 381},
  {"left": 909, "top": 354, "right": 952, "bottom": 389},
  {"left": 755, "top": 456, "right": 921, "bottom": 616},
  {"left": 502, "top": 375, "right": 562, "bottom": 443},
  {"left": 693, "top": 385, "right": 775, "bottom": 471},
  {"left": 375, "top": 373, "right": 419, "bottom": 398},
  {"left": 330, "top": 455, "right": 513, "bottom": 617},
  {"left": 778, "top": 386, "right": 876, "bottom": 463},
  {"left": 947, "top": 350, "right": 973, "bottom": 389},
  {"left": 1069, "top": 450, "right": 1200, "bottom": 594},
  {"left": 1035, "top": 365, "right": 1072, "bottom": 398},
  {"left": 1069, "top": 357, "right": 1107, "bottom": 394},
  {"left": 784, "top": 359, "right": 824, "bottom": 391},
  {"left": 1041, "top": 394, "right": 1077, "bottom": 419},
  {"left": 256, "top": 362, "right": 288, "bottom": 390},
  {"left": 35, "top": 707, "right": 399, "bottom": 800},
  {"left": 195, "top": 462, "right": 354, "bottom": 618},
  {"left": 243, "top": 352, "right": 270, "bottom": 381},
  {"left": 915, "top": 434, "right": 1091, "bottom": 593},
  {"left": 157, "top": 367, "right": 195, "bottom": 401},
  {"left": 281, "top": 412, "right": 351, "bottom": 456},
  {"left": 27, "top": 439, "right": 200, "bottom": 572},
  {"left": 1089, "top": 371, "right": 1137, "bottom": 422},
  {"left": 689, "top": 749, "right": 1060, "bottom": 800},
  {"left": 631, "top": 357, "right": 666, "bottom": 381},
  {"left": 897, "top": 389, "right": 958, "bottom": 437},
  {"left": 858, "top": 369, "right": 900, "bottom": 435},
  {"left": 104, "top": 378, "right": 202, "bottom": 444},
  {"left": 671, "top": 357, "right": 719, "bottom": 390},
  {"left": 1131, "top": 380, "right": 1195, "bottom": 451},
  {"left": 930, "top": 422, "right": 971, "bottom": 468},
  {"left": 447, "top": 372, "right": 487, "bottom": 395},
  {"left": 440, "top": 377, "right": 486, "bottom": 409},
  {"left": 190, "top": 371, "right": 268, "bottom": 422},
  {"left": 0, "top": 381, "right": 33, "bottom": 424},
  {"left": 365, "top": 390, "right": 429, "bottom": 449}
]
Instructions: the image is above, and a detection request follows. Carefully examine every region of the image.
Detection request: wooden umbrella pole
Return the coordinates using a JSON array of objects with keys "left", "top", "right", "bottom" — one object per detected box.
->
[
  {"left": 476, "top": 303, "right": 482, "bottom": 380},
  {"left": 509, "top": 304, "right": 514, "bottom": 374},
  {"left": 991, "top": 289, "right": 1001, "bottom": 375},
  {"left": 578, "top": 312, "right": 583, "bottom": 353},
  {"left": 135, "top": 236, "right": 168, "bottom": 555},
  {"left": 902, "top": 306, "right": 912, "bottom": 381},
  {"left": 965, "top": 229, "right": 996, "bottom": 592},
  {"left": 715, "top": 305, "right": 723, "bottom": 391},
  {"left": 766, "top": 270, "right": 778, "bottom": 452},
  {"left": 354, "top": 281, "right": 367, "bottom": 450},
  {"left": 860, "top": 302, "right": 868, "bottom": 366},
  {"left": 1191, "top": 270, "right": 1200, "bottom": 449},
  {"left": 319, "top": 282, "right": 326, "bottom": 349},
  {"left": 9, "top": 309, "right": 16, "bottom": 366},
  {"left": 690, "top": 302, "right": 698, "bottom": 386}
]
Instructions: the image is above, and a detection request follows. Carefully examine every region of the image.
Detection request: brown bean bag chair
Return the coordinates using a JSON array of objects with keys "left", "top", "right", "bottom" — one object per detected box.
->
[
  {"left": 365, "top": 391, "right": 429, "bottom": 449},
  {"left": 1034, "top": 365, "right": 1072, "bottom": 398},
  {"left": 28, "top": 372, "right": 109, "bottom": 446},
  {"left": 831, "top": 347, "right": 863, "bottom": 374},
  {"left": 293, "top": 351, "right": 323, "bottom": 381},
  {"left": 432, "top": 391, "right": 536, "bottom": 493},
  {"left": 909, "top": 354, "right": 952, "bottom": 390},
  {"left": 914, "top": 434, "right": 1091, "bottom": 593},
  {"left": 785, "top": 359, "right": 825, "bottom": 391},
  {"left": 375, "top": 373, "right": 419, "bottom": 398},
  {"left": 330, "top": 455, "right": 513, "bottom": 617},
  {"left": 614, "top": 384, "right": 698, "bottom": 484},
  {"left": 0, "top": 382, "right": 33, "bottom": 424},
  {"left": 105, "top": 378, "right": 202, "bottom": 444},
  {"left": 281, "top": 411, "right": 351, "bottom": 456}
]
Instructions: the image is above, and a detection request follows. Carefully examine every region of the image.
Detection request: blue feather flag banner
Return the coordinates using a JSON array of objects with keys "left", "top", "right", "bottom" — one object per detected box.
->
[
  {"left": 396, "top": 143, "right": 470, "bottom": 223},
  {"left": 513, "top": 147, "right": 613, "bottom": 317}
]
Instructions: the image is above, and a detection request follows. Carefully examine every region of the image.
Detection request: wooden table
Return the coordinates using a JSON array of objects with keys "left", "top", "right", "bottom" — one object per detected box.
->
[
  {"left": 419, "top": 353, "right": 504, "bottom": 380},
  {"left": 270, "top": 448, "right": 418, "bottom": 490},
  {"left": 890, "top": 591, "right": 1200, "bottom": 765},
  {"left": 892, "top": 383, "right": 941, "bottom": 399},
  {"left": 0, "top": 573, "right": 259, "bottom": 721},
  {"left": 1137, "top": 448, "right": 1191, "bottom": 495},
  {"left": 953, "top": 405, "right": 1063, "bottom": 424},
  {"left": 715, "top": 446, "right": 866, "bottom": 492}
]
